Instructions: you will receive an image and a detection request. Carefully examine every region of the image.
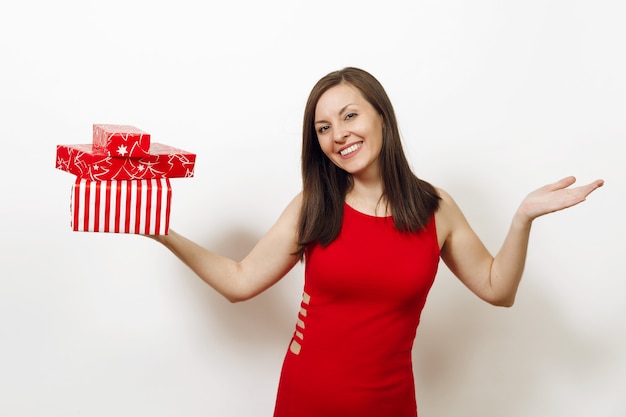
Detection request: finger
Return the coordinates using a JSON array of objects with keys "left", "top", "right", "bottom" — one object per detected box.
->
[
  {"left": 591, "top": 179, "right": 605, "bottom": 189},
  {"left": 545, "top": 176, "right": 577, "bottom": 191},
  {"left": 579, "top": 179, "right": 605, "bottom": 197}
]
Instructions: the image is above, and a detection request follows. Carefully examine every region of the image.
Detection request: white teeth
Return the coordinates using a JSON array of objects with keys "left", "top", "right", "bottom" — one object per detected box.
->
[{"left": 339, "top": 143, "right": 362, "bottom": 156}]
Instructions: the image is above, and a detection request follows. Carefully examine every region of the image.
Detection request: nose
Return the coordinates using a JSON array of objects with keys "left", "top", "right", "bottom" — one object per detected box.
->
[{"left": 333, "top": 125, "right": 349, "bottom": 143}]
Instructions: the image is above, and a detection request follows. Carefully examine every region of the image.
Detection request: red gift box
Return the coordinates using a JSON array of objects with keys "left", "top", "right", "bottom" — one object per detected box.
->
[
  {"left": 92, "top": 124, "right": 151, "bottom": 158},
  {"left": 56, "top": 143, "right": 196, "bottom": 180},
  {"left": 71, "top": 178, "right": 171, "bottom": 235}
]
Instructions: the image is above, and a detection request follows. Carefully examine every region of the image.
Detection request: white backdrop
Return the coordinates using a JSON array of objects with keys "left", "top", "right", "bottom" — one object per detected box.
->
[{"left": 1, "top": 1, "right": 624, "bottom": 416}]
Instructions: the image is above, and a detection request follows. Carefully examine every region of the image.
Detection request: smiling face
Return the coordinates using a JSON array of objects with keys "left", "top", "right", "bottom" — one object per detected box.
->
[{"left": 314, "top": 82, "right": 384, "bottom": 179}]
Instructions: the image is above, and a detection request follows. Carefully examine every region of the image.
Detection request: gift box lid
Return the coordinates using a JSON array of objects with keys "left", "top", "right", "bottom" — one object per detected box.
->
[{"left": 56, "top": 143, "right": 196, "bottom": 180}]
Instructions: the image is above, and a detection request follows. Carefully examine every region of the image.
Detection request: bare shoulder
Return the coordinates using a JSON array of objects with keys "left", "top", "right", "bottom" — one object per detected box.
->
[
  {"left": 249, "top": 192, "right": 303, "bottom": 267},
  {"left": 271, "top": 191, "right": 303, "bottom": 231},
  {"left": 434, "top": 187, "right": 459, "bottom": 217},
  {"left": 434, "top": 187, "right": 466, "bottom": 248},
  {"left": 282, "top": 192, "right": 303, "bottom": 218}
]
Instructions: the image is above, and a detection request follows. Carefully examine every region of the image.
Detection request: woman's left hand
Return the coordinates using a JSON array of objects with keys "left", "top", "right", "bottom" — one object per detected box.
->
[{"left": 517, "top": 176, "right": 604, "bottom": 222}]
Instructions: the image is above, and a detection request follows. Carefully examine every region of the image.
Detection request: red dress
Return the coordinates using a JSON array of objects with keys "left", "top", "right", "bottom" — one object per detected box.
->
[{"left": 273, "top": 203, "right": 440, "bottom": 417}]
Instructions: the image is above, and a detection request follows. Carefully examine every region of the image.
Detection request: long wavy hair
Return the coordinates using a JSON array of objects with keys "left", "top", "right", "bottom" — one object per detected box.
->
[{"left": 295, "top": 67, "right": 440, "bottom": 260}]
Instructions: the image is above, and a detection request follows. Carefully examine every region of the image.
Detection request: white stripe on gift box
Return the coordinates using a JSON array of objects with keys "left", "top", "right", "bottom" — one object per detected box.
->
[{"left": 71, "top": 178, "right": 171, "bottom": 235}]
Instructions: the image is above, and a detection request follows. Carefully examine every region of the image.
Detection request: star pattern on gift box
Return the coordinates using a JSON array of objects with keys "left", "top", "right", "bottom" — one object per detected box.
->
[
  {"left": 93, "top": 124, "right": 151, "bottom": 158},
  {"left": 116, "top": 145, "right": 128, "bottom": 156},
  {"left": 56, "top": 155, "right": 70, "bottom": 172},
  {"left": 57, "top": 142, "right": 195, "bottom": 181},
  {"left": 58, "top": 125, "right": 196, "bottom": 237}
]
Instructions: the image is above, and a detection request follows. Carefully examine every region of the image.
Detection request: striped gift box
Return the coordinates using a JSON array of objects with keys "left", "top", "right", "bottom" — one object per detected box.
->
[{"left": 71, "top": 178, "right": 171, "bottom": 235}]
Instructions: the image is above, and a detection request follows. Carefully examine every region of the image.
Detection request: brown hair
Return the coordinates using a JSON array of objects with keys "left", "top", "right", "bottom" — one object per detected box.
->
[{"left": 296, "top": 67, "right": 440, "bottom": 259}]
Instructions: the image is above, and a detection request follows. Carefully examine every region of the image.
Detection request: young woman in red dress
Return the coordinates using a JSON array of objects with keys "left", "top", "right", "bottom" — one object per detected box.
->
[{"left": 150, "top": 67, "right": 603, "bottom": 416}]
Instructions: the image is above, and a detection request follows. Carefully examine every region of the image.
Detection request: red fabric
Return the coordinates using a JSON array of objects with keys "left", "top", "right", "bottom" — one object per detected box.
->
[{"left": 274, "top": 203, "right": 440, "bottom": 417}]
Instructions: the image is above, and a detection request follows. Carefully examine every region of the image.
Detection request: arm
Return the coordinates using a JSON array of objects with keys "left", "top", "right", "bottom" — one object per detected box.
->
[
  {"left": 436, "top": 177, "right": 604, "bottom": 307},
  {"left": 150, "top": 193, "right": 303, "bottom": 303}
]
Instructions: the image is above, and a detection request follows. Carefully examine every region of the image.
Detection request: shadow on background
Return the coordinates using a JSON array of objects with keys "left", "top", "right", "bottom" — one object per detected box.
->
[
  {"left": 172, "top": 227, "right": 303, "bottom": 354},
  {"left": 413, "top": 266, "right": 615, "bottom": 417},
  {"left": 161, "top": 217, "right": 618, "bottom": 416}
]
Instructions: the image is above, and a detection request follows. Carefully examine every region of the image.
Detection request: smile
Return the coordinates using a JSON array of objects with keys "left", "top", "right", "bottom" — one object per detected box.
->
[{"left": 339, "top": 142, "right": 362, "bottom": 156}]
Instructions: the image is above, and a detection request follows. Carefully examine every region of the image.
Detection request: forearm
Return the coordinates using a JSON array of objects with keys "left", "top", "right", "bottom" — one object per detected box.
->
[
  {"left": 439, "top": 178, "right": 602, "bottom": 307},
  {"left": 151, "top": 230, "right": 245, "bottom": 302},
  {"left": 489, "top": 212, "right": 533, "bottom": 306}
]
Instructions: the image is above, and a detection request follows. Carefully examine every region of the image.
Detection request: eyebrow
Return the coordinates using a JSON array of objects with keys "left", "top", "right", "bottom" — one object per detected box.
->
[{"left": 314, "top": 103, "right": 357, "bottom": 125}]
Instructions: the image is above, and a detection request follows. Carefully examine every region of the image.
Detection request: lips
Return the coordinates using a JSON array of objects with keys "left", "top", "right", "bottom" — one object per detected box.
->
[{"left": 339, "top": 142, "right": 363, "bottom": 156}]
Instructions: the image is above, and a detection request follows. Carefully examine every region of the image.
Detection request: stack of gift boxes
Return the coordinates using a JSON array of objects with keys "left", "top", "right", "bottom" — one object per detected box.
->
[{"left": 56, "top": 124, "right": 196, "bottom": 235}]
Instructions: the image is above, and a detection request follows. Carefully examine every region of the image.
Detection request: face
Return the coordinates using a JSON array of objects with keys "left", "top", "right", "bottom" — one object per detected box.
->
[{"left": 314, "top": 83, "right": 384, "bottom": 179}]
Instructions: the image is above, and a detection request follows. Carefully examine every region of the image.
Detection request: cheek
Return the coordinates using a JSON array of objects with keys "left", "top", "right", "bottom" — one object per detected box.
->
[
  {"left": 317, "top": 136, "right": 334, "bottom": 158},
  {"left": 371, "top": 123, "right": 384, "bottom": 149}
]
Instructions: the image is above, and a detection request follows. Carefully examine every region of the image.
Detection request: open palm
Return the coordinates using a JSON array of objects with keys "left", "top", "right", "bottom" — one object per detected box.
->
[{"left": 519, "top": 176, "right": 604, "bottom": 221}]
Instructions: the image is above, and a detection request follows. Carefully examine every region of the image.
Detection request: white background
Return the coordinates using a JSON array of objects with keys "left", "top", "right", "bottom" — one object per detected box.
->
[{"left": 1, "top": 1, "right": 624, "bottom": 416}]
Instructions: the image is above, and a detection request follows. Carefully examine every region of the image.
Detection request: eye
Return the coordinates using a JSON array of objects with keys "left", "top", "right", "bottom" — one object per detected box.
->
[
  {"left": 345, "top": 112, "right": 357, "bottom": 120},
  {"left": 317, "top": 125, "right": 330, "bottom": 134}
]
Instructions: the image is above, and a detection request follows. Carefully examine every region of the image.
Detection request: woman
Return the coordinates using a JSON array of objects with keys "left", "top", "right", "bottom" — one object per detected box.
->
[{"left": 151, "top": 67, "right": 603, "bottom": 416}]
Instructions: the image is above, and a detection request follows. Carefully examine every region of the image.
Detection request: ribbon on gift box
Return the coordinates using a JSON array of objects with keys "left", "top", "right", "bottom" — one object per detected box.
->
[{"left": 71, "top": 178, "right": 171, "bottom": 235}]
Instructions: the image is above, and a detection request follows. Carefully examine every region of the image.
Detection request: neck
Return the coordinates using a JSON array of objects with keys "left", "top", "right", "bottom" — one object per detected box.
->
[{"left": 346, "top": 177, "right": 389, "bottom": 216}]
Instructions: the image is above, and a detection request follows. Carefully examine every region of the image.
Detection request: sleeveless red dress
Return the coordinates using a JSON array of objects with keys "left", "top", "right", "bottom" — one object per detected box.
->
[{"left": 273, "top": 203, "right": 440, "bottom": 417}]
